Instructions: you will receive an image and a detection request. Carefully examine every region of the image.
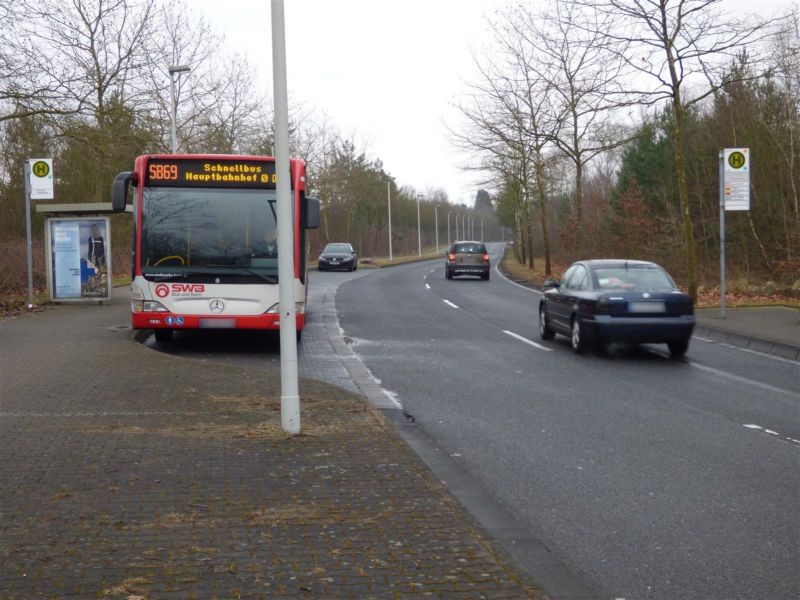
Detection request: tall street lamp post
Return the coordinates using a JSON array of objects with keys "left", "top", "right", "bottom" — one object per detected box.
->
[
  {"left": 168, "top": 64, "right": 191, "bottom": 153},
  {"left": 387, "top": 179, "right": 393, "bottom": 261},
  {"left": 434, "top": 205, "right": 439, "bottom": 254},
  {"left": 271, "top": 0, "right": 300, "bottom": 434},
  {"left": 416, "top": 194, "right": 423, "bottom": 257},
  {"left": 447, "top": 211, "right": 451, "bottom": 248}
]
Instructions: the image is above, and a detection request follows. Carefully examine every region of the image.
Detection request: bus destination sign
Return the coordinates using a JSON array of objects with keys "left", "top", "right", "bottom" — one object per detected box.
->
[{"left": 145, "top": 158, "right": 277, "bottom": 188}]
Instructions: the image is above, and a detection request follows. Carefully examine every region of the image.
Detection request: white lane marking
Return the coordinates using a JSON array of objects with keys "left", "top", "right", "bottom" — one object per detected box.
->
[
  {"left": 743, "top": 424, "right": 800, "bottom": 447},
  {"left": 425, "top": 283, "right": 431, "bottom": 290},
  {"left": 442, "top": 299, "right": 459, "bottom": 309},
  {"left": 493, "top": 262, "right": 541, "bottom": 294},
  {"left": 689, "top": 362, "right": 797, "bottom": 397},
  {"left": 503, "top": 330, "right": 553, "bottom": 352}
]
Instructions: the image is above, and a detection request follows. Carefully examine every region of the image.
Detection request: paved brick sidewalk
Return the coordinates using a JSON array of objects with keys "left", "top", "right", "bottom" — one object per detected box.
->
[{"left": 0, "top": 299, "right": 544, "bottom": 599}]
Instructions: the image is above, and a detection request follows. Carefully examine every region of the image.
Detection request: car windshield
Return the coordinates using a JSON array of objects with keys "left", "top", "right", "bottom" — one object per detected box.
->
[
  {"left": 593, "top": 266, "right": 676, "bottom": 292},
  {"left": 324, "top": 244, "right": 351, "bottom": 253},
  {"left": 453, "top": 243, "right": 484, "bottom": 254}
]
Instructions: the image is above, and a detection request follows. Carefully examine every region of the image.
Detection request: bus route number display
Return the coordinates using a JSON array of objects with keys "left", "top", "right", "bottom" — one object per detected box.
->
[{"left": 145, "top": 158, "right": 278, "bottom": 188}]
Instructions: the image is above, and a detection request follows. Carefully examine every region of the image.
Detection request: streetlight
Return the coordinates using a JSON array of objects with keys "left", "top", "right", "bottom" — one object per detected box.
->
[
  {"left": 168, "top": 64, "right": 191, "bottom": 153},
  {"left": 387, "top": 178, "right": 393, "bottom": 261},
  {"left": 416, "top": 194, "right": 423, "bottom": 257},
  {"left": 447, "top": 211, "right": 451, "bottom": 248},
  {"left": 434, "top": 205, "right": 439, "bottom": 254}
]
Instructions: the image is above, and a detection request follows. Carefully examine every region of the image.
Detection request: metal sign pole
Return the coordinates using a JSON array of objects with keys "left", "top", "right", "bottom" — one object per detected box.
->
[
  {"left": 719, "top": 150, "right": 726, "bottom": 319},
  {"left": 24, "top": 160, "right": 34, "bottom": 308},
  {"left": 271, "top": 0, "right": 300, "bottom": 434}
]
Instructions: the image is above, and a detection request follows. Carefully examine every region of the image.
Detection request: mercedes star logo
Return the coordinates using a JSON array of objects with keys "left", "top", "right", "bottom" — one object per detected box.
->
[{"left": 209, "top": 299, "right": 225, "bottom": 313}]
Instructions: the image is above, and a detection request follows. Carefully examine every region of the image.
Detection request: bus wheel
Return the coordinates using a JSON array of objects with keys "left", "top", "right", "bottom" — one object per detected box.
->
[{"left": 154, "top": 329, "right": 173, "bottom": 343}]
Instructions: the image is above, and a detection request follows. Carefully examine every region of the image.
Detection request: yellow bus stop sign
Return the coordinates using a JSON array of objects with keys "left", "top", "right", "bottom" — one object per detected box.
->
[
  {"left": 29, "top": 157, "right": 54, "bottom": 200},
  {"left": 32, "top": 160, "right": 50, "bottom": 178},
  {"left": 727, "top": 151, "right": 746, "bottom": 170}
]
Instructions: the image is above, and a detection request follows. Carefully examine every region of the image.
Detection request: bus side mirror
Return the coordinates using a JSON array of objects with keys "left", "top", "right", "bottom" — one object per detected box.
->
[
  {"left": 112, "top": 171, "right": 138, "bottom": 212},
  {"left": 304, "top": 196, "right": 320, "bottom": 229}
]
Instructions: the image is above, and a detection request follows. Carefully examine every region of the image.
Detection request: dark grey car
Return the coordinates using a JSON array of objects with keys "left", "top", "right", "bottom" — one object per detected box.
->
[
  {"left": 318, "top": 243, "right": 358, "bottom": 272},
  {"left": 445, "top": 241, "right": 490, "bottom": 280}
]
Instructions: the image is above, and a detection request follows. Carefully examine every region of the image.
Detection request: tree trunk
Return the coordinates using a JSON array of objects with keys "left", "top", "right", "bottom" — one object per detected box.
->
[
  {"left": 673, "top": 104, "right": 698, "bottom": 301},
  {"left": 574, "top": 158, "right": 583, "bottom": 257},
  {"left": 525, "top": 187, "right": 535, "bottom": 270},
  {"left": 535, "top": 155, "right": 552, "bottom": 275}
]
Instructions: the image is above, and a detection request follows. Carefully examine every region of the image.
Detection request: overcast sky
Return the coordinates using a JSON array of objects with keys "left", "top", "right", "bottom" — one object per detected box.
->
[
  {"left": 190, "top": 0, "right": 505, "bottom": 206},
  {"left": 191, "top": 0, "right": 793, "bottom": 207}
]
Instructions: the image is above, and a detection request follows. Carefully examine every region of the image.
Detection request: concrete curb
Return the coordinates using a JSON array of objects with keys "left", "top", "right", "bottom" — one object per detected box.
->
[{"left": 693, "top": 323, "right": 800, "bottom": 361}]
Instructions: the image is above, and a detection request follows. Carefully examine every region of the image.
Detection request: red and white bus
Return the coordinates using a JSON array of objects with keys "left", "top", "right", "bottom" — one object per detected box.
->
[{"left": 112, "top": 154, "right": 319, "bottom": 342}]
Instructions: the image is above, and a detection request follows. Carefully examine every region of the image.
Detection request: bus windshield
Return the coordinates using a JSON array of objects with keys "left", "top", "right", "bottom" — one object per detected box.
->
[{"left": 141, "top": 187, "right": 281, "bottom": 278}]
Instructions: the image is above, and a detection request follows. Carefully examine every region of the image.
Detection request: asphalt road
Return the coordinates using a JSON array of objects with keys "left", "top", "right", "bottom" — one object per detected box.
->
[
  {"left": 146, "top": 244, "right": 799, "bottom": 599},
  {"left": 334, "top": 243, "right": 800, "bottom": 600}
]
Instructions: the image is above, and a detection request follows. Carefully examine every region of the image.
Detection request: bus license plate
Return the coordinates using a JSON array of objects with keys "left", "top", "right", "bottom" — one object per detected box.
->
[{"left": 199, "top": 318, "right": 236, "bottom": 328}]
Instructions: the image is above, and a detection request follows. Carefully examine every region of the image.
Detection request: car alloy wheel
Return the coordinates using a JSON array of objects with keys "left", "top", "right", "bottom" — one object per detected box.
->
[
  {"left": 571, "top": 317, "right": 586, "bottom": 354},
  {"left": 539, "top": 306, "right": 555, "bottom": 340}
]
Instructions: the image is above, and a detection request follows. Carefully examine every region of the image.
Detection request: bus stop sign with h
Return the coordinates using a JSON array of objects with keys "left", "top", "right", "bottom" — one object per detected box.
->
[{"left": 719, "top": 148, "right": 750, "bottom": 318}]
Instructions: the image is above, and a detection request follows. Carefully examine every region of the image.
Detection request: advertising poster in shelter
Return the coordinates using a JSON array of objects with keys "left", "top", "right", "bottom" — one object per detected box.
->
[{"left": 47, "top": 217, "right": 111, "bottom": 301}]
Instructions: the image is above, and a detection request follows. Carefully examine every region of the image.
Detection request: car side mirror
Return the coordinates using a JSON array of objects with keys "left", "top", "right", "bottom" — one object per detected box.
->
[{"left": 543, "top": 278, "right": 559, "bottom": 288}]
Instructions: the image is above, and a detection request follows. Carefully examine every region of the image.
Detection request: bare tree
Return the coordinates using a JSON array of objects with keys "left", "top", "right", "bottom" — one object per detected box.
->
[
  {"left": 769, "top": 7, "right": 800, "bottom": 239},
  {"left": 518, "top": 0, "right": 633, "bottom": 256},
  {"left": 452, "top": 23, "right": 558, "bottom": 271},
  {"left": 3, "top": 0, "right": 155, "bottom": 127},
  {"left": 0, "top": 1, "right": 81, "bottom": 121},
  {"left": 582, "top": 0, "right": 777, "bottom": 300}
]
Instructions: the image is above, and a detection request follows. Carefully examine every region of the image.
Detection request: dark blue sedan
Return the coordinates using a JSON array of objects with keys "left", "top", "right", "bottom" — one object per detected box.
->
[{"left": 538, "top": 259, "right": 695, "bottom": 356}]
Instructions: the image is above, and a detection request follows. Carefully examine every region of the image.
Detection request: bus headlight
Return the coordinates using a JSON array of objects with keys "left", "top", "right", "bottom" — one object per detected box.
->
[
  {"left": 132, "top": 299, "right": 169, "bottom": 313},
  {"left": 265, "top": 302, "right": 305, "bottom": 315}
]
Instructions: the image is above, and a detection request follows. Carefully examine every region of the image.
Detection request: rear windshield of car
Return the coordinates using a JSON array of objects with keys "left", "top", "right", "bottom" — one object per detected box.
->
[
  {"left": 453, "top": 243, "right": 485, "bottom": 254},
  {"left": 324, "top": 244, "right": 352, "bottom": 253},
  {"left": 593, "top": 266, "right": 676, "bottom": 292}
]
